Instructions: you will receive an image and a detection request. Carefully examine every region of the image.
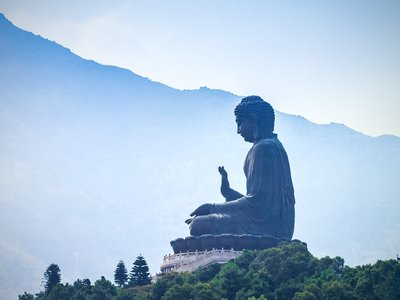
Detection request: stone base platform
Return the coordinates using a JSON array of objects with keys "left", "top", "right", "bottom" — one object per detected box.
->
[
  {"left": 160, "top": 234, "right": 305, "bottom": 274},
  {"left": 160, "top": 249, "right": 242, "bottom": 273},
  {"left": 170, "top": 234, "right": 291, "bottom": 254}
]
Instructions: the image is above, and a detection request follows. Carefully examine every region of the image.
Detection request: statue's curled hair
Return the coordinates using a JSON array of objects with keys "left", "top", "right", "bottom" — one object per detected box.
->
[{"left": 234, "top": 95, "right": 275, "bottom": 133}]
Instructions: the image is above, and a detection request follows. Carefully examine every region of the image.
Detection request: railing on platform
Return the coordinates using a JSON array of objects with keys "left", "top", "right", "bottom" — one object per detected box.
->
[{"left": 160, "top": 248, "right": 242, "bottom": 273}]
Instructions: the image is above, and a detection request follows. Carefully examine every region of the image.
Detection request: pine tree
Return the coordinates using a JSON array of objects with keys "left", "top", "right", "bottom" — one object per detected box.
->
[
  {"left": 129, "top": 255, "right": 151, "bottom": 286},
  {"left": 114, "top": 260, "right": 128, "bottom": 287},
  {"left": 43, "top": 263, "right": 61, "bottom": 294}
]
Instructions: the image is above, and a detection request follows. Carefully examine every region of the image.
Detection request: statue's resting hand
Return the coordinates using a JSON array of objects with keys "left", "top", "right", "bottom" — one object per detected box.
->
[{"left": 190, "top": 203, "right": 213, "bottom": 217}]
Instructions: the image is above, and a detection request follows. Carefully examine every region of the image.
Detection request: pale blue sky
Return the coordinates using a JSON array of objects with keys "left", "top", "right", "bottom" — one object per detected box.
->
[{"left": 1, "top": 0, "right": 399, "bottom": 136}]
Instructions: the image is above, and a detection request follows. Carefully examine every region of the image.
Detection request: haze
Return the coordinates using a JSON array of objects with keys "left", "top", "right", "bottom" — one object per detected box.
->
[
  {"left": 0, "top": 0, "right": 399, "bottom": 137},
  {"left": 1, "top": 8, "right": 400, "bottom": 299}
]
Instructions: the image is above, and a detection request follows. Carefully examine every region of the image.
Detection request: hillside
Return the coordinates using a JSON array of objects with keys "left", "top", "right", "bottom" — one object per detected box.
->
[
  {"left": 19, "top": 242, "right": 400, "bottom": 300},
  {"left": 1, "top": 12, "right": 399, "bottom": 299}
]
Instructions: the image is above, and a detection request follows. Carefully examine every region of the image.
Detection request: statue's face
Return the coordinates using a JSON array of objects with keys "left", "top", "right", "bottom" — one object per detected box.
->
[{"left": 236, "top": 115, "right": 256, "bottom": 143}]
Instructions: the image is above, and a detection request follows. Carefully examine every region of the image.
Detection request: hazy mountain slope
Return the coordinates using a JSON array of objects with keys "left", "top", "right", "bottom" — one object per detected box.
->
[
  {"left": 1, "top": 12, "right": 399, "bottom": 299},
  {"left": 277, "top": 115, "right": 400, "bottom": 264}
]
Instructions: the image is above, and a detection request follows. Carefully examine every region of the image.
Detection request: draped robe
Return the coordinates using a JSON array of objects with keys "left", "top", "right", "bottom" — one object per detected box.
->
[{"left": 190, "top": 135, "right": 295, "bottom": 239}]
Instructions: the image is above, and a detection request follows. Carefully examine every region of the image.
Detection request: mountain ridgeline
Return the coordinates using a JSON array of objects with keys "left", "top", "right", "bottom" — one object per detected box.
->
[{"left": 0, "top": 13, "right": 399, "bottom": 299}]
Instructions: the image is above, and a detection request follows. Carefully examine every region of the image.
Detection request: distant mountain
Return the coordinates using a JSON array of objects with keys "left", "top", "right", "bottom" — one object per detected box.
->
[{"left": 1, "top": 12, "right": 399, "bottom": 299}]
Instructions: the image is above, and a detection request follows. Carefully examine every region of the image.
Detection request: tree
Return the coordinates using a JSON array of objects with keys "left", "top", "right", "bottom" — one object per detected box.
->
[
  {"left": 293, "top": 290, "right": 318, "bottom": 300},
  {"left": 114, "top": 260, "right": 128, "bottom": 287},
  {"left": 215, "top": 262, "right": 244, "bottom": 300},
  {"left": 92, "top": 276, "right": 117, "bottom": 299},
  {"left": 150, "top": 273, "right": 177, "bottom": 300},
  {"left": 129, "top": 255, "right": 152, "bottom": 286},
  {"left": 162, "top": 283, "right": 193, "bottom": 300},
  {"left": 17, "top": 243, "right": 400, "bottom": 300},
  {"left": 46, "top": 283, "right": 75, "bottom": 300},
  {"left": 18, "top": 292, "right": 35, "bottom": 300},
  {"left": 192, "top": 282, "right": 222, "bottom": 300},
  {"left": 43, "top": 263, "right": 61, "bottom": 294}
]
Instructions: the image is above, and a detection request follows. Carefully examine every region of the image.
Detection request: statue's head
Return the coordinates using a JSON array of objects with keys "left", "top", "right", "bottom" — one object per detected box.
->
[{"left": 234, "top": 96, "right": 275, "bottom": 143}]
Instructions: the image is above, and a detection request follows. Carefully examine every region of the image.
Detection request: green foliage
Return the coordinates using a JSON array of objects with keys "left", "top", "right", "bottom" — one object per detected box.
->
[
  {"left": 193, "top": 263, "right": 221, "bottom": 282},
  {"left": 91, "top": 276, "right": 118, "bottom": 299},
  {"left": 293, "top": 290, "right": 318, "bottom": 300},
  {"left": 274, "top": 279, "right": 303, "bottom": 300},
  {"left": 353, "top": 259, "right": 400, "bottom": 300},
  {"left": 114, "top": 260, "right": 128, "bottom": 287},
  {"left": 19, "top": 244, "right": 400, "bottom": 300},
  {"left": 114, "top": 286, "right": 151, "bottom": 300},
  {"left": 161, "top": 281, "right": 222, "bottom": 300},
  {"left": 251, "top": 242, "right": 316, "bottom": 286},
  {"left": 149, "top": 273, "right": 174, "bottom": 300},
  {"left": 18, "top": 292, "right": 35, "bottom": 300},
  {"left": 129, "top": 255, "right": 152, "bottom": 287},
  {"left": 234, "top": 250, "right": 257, "bottom": 272},
  {"left": 215, "top": 261, "right": 246, "bottom": 300},
  {"left": 321, "top": 280, "right": 356, "bottom": 300},
  {"left": 162, "top": 283, "right": 193, "bottom": 300},
  {"left": 43, "top": 264, "right": 61, "bottom": 295},
  {"left": 302, "top": 283, "right": 322, "bottom": 299},
  {"left": 44, "top": 283, "right": 74, "bottom": 300},
  {"left": 192, "top": 282, "right": 222, "bottom": 300},
  {"left": 150, "top": 272, "right": 182, "bottom": 300}
]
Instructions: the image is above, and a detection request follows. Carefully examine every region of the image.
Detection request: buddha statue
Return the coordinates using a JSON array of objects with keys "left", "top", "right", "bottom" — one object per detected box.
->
[{"left": 185, "top": 96, "right": 295, "bottom": 240}]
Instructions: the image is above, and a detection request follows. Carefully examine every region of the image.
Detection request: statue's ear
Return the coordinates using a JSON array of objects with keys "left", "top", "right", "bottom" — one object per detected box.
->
[{"left": 248, "top": 113, "right": 258, "bottom": 124}]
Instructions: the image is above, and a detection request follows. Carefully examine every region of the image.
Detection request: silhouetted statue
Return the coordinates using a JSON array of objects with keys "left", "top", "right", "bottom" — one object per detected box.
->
[{"left": 186, "top": 96, "right": 295, "bottom": 240}]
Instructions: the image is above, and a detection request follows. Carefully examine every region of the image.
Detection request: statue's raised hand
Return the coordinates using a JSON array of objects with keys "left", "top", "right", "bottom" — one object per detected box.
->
[
  {"left": 219, "top": 166, "right": 230, "bottom": 198},
  {"left": 218, "top": 166, "right": 244, "bottom": 201},
  {"left": 190, "top": 203, "right": 213, "bottom": 217},
  {"left": 218, "top": 166, "right": 228, "bottom": 180}
]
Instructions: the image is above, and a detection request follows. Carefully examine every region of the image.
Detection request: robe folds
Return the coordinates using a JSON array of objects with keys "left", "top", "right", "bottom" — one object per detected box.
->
[{"left": 191, "top": 135, "right": 295, "bottom": 239}]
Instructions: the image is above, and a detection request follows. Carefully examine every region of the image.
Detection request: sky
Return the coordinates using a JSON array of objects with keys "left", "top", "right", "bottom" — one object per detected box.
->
[{"left": 1, "top": 0, "right": 399, "bottom": 137}]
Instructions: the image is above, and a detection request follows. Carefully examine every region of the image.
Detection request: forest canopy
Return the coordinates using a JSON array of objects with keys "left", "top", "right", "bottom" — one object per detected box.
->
[{"left": 19, "top": 242, "right": 400, "bottom": 300}]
